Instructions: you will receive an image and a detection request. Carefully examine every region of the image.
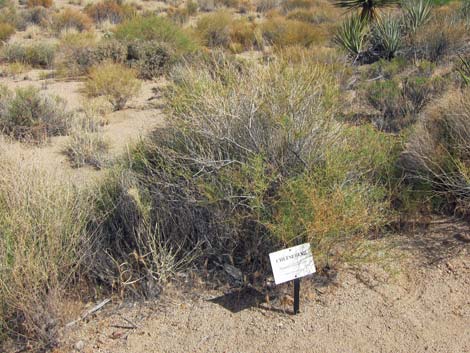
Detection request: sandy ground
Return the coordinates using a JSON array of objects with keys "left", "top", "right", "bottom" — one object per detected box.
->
[
  {"left": 59, "top": 218, "right": 470, "bottom": 353},
  {"left": 0, "top": 72, "right": 165, "bottom": 184}
]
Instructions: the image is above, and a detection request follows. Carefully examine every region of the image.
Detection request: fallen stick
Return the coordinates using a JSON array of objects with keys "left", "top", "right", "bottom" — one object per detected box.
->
[{"left": 65, "top": 298, "right": 111, "bottom": 328}]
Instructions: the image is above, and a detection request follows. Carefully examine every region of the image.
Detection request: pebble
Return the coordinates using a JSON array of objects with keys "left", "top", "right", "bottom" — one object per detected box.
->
[{"left": 74, "top": 340, "right": 85, "bottom": 351}]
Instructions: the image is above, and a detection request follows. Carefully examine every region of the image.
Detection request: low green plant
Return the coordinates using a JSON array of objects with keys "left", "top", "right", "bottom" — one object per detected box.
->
[{"left": 85, "top": 62, "right": 141, "bottom": 110}]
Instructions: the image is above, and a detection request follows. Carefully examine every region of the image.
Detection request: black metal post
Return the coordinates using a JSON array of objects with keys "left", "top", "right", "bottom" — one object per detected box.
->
[{"left": 293, "top": 277, "right": 300, "bottom": 314}]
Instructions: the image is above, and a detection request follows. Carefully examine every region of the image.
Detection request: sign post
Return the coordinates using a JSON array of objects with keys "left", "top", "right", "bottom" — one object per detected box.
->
[{"left": 269, "top": 243, "right": 316, "bottom": 315}]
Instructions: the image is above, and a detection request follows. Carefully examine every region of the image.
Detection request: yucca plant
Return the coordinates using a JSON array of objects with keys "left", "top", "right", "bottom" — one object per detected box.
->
[
  {"left": 402, "top": 0, "right": 432, "bottom": 34},
  {"left": 371, "top": 14, "right": 402, "bottom": 59},
  {"left": 334, "top": 14, "right": 367, "bottom": 58},
  {"left": 332, "top": 0, "right": 399, "bottom": 22}
]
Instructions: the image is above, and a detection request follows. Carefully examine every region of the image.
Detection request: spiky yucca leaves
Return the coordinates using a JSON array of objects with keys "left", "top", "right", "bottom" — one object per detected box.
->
[
  {"left": 372, "top": 14, "right": 402, "bottom": 59},
  {"left": 402, "top": 0, "right": 432, "bottom": 34},
  {"left": 334, "top": 14, "right": 367, "bottom": 58},
  {"left": 332, "top": 0, "right": 399, "bottom": 22}
]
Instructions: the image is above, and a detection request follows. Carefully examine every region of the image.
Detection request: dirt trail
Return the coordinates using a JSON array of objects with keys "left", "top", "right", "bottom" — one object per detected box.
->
[{"left": 62, "top": 219, "right": 470, "bottom": 353}]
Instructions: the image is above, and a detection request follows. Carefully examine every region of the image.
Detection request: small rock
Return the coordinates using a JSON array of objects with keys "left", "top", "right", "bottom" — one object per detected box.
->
[{"left": 74, "top": 340, "right": 85, "bottom": 351}]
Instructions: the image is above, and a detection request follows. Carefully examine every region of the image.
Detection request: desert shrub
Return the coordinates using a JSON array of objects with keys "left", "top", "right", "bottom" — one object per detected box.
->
[
  {"left": 255, "top": 0, "right": 279, "bottom": 12},
  {"left": 51, "top": 8, "right": 92, "bottom": 32},
  {"left": 334, "top": 14, "right": 367, "bottom": 58},
  {"left": 364, "top": 74, "right": 446, "bottom": 131},
  {"left": 261, "top": 16, "right": 326, "bottom": 47},
  {"left": 19, "top": 7, "right": 50, "bottom": 27},
  {"left": 281, "top": 0, "right": 313, "bottom": 12},
  {"left": 0, "top": 158, "right": 92, "bottom": 349},
  {"left": 195, "top": 10, "right": 232, "bottom": 47},
  {"left": 127, "top": 41, "right": 174, "bottom": 79},
  {"left": 95, "top": 56, "right": 346, "bottom": 291},
  {"left": 85, "top": 0, "right": 136, "bottom": 24},
  {"left": 2, "top": 42, "right": 55, "bottom": 68},
  {"left": 195, "top": 11, "right": 258, "bottom": 51},
  {"left": 0, "top": 86, "right": 73, "bottom": 141},
  {"left": 0, "top": 22, "right": 14, "bottom": 43},
  {"left": 406, "top": 14, "right": 468, "bottom": 62},
  {"left": 26, "top": 0, "right": 53, "bottom": 8},
  {"left": 113, "top": 15, "right": 197, "bottom": 54},
  {"left": 400, "top": 89, "right": 470, "bottom": 215},
  {"left": 85, "top": 62, "right": 141, "bottom": 110},
  {"left": 64, "top": 126, "right": 109, "bottom": 168},
  {"left": 55, "top": 31, "right": 97, "bottom": 77},
  {"left": 365, "top": 57, "right": 408, "bottom": 79},
  {"left": 286, "top": 8, "right": 331, "bottom": 24}
]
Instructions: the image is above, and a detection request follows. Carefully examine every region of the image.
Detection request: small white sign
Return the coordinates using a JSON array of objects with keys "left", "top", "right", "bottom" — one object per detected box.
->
[{"left": 269, "top": 243, "right": 316, "bottom": 285}]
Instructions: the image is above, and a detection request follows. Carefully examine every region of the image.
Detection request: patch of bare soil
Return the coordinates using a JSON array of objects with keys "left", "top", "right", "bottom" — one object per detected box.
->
[{"left": 60, "top": 218, "right": 470, "bottom": 353}]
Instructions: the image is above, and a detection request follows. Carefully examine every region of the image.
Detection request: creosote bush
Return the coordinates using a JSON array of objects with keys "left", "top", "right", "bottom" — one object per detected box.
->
[
  {"left": 85, "top": 62, "right": 141, "bottom": 110},
  {"left": 0, "top": 85, "right": 73, "bottom": 141},
  {"left": 93, "top": 54, "right": 396, "bottom": 294}
]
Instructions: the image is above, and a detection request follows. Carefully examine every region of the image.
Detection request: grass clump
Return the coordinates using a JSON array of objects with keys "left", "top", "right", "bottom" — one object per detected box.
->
[
  {"left": 0, "top": 85, "right": 73, "bottom": 142},
  {"left": 0, "top": 158, "right": 93, "bottom": 350},
  {"left": 85, "top": 62, "right": 141, "bottom": 110},
  {"left": 64, "top": 126, "right": 109, "bottom": 169}
]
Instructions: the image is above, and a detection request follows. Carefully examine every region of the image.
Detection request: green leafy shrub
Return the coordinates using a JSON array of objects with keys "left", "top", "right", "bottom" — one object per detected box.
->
[
  {"left": 0, "top": 85, "right": 73, "bottom": 141},
  {"left": 2, "top": 42, "right": 55, "bottom": 68},
  {"left": 85, "top": 62, "right": 141, "bottom": 110}
]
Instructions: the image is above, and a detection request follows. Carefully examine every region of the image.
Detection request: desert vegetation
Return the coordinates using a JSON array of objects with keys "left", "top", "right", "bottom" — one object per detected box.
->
[{"left": 0, "top": 0, "right": 469, "bottom": 350}]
